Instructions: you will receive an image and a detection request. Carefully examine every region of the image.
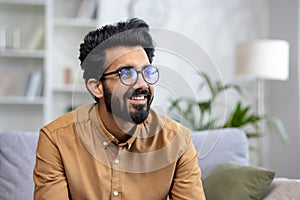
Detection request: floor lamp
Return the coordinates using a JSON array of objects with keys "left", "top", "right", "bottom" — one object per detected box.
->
[{"left": 234, "top": 39, "right": 289, "bottom": 166}]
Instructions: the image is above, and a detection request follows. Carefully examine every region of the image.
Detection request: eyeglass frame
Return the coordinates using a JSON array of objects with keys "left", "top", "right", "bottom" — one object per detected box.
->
[{"left": 99, "top": 65, "right": 159, "bottom": 86}]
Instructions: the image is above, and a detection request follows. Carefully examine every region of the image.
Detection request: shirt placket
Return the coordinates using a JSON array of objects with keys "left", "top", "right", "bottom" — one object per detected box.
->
[{"left": 111, "top": 146, "right": 122, "bottom": 199}]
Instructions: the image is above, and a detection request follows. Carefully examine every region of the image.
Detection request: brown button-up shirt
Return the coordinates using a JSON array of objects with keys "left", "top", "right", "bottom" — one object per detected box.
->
[{"left": 34, "top": 103, "right": 206, "bottom": 200}]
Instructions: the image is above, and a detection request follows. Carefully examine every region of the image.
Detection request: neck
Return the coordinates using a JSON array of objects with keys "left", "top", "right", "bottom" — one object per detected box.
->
[{"left": 98, "top": 102, "right": 136, "bottom": 143}]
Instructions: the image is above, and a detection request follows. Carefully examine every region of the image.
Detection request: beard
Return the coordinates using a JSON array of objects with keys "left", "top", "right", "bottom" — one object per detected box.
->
[{"left": 102, "top": 81, "right": 153, "bottom": 124}]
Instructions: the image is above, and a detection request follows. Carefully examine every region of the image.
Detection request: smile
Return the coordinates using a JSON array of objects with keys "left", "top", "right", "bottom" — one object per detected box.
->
[
  {"left": 128, "top": 92, "right": 149, "bottom": 105},
  {"left": 127, "top": 89, "right": 150, "bottom": 103},
  {"left": 129, "top": 95, "right": 147, "bottom": 104},
  {"left": 131, "top": 95, "right": 146, "bottom": 100}
]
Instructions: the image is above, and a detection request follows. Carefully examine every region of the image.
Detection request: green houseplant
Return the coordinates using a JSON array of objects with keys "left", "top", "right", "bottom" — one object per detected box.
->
[{"left": 168, "top": 72, "right": 288, "bottom": 142}]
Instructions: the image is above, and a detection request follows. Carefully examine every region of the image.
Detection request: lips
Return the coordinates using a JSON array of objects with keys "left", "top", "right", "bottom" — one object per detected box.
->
[{"left": 128, "top": 90, "right": 150, "bottom": 104}]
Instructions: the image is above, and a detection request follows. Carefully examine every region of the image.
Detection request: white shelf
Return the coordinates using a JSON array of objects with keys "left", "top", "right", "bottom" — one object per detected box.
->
[
  {"left": 0, "top": 96, "right": 44, "bottom": 105},
  {"left": 0, "top": 49, "right": 45, "bottom": 59},
  {"left": 52, "top": 84, "right": 87, "bottom": 93},
  {"left": 54, "top": 17, "right": 98, "bottom": 28},
  {"left": 0, "top": 0, "right": 44, "bottom": 6},
  {"left": 0, "top": 0, "right": 101, "bottom": 130}
]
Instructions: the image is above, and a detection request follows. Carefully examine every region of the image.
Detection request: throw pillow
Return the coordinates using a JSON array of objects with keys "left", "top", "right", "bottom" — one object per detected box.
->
[{"left": 203, "top": 162, "right": 275, "bottom": 200}]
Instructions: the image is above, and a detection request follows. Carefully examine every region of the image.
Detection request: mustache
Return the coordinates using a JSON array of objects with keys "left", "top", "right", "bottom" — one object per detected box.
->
[
  {"left": 132, "top": 89, "right": 150, "bottom": 96},
  {"left": 125, "top": 89, "right": 150, "bottom": 98}
]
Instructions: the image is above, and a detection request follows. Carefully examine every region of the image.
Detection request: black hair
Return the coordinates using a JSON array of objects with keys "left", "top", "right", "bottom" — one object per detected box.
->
[{"left": 79, "top": 18, "right": 155, "bottom": 102}]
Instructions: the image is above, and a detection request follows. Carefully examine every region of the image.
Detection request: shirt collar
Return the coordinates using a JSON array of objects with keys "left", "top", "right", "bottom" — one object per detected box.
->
[{"left": 93, "top": 103, "right": 140, "bottom": 149}]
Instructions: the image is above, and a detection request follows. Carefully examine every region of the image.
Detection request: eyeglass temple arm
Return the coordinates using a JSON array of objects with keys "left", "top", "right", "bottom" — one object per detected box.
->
[{"left": 99, "top": 70, "right": 119, "bottom": 81}]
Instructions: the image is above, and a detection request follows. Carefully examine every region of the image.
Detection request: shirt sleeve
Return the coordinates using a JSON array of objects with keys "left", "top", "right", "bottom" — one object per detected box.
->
[
  {"left": 33, "top": 128, "right": 70, "bottom": 200},
  {"left": 170, "top": 142, "right": 206, "bottom": 200}
]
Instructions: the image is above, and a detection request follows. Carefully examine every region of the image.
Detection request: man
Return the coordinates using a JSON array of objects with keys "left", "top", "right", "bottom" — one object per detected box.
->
[{"left": 34, "top": 18, "right": 206, "bottom": 200}]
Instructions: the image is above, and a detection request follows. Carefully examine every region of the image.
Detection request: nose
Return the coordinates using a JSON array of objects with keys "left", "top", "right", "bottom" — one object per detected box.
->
[{"left": 133, "top": 72, "right": 148, "bottom": 89}]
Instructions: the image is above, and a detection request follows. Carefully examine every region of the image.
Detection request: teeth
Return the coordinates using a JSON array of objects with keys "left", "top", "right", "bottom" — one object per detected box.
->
[{"left": 132, "top": 96, "right": 145, "bottom": 100}]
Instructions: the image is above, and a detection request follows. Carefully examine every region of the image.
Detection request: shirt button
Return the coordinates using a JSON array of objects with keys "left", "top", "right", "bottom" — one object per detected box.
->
[
  {"left": 114, "top": 159, "right": 120, "bottom": 165},
  {"left": 113, "top": 191, "right": 119, "bottom": 197},
  {"left": 102, "top": 141, "right": 108, "bottom": 146}
]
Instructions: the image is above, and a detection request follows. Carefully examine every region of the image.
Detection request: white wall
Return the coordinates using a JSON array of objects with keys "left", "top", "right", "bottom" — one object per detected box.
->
[
  {"left": 101, "top": 0, "right": 269, "bottom": 81},
  {"left": 266, "top": 0, "right": 300, "bottom": 178},
  {"left": 100, "top": 0, "right": 270, "bottom": 118},
  {"left": 100, "top": 0, "right": 300, "bottom": 178}
]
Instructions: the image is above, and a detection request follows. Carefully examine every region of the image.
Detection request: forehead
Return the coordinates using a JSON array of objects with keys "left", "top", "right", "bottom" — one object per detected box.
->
[{"left": 104, "top": 46, "right": 148, "bottom": 70}]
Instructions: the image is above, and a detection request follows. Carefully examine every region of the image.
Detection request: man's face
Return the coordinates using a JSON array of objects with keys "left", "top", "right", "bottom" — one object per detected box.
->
[{"left": 101, "top": 46, "right": 155, "bottom": 124}]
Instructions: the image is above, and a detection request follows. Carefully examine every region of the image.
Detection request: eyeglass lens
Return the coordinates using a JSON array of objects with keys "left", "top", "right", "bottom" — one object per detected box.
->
[{"left": 119, "top": 65, "right": 159, "bottom": 86}]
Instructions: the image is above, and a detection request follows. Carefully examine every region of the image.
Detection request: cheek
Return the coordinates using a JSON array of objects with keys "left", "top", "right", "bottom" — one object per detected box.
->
[
  {"left": 110, "top": 83, "right": 129, "bottom": 101},
  {"left": 149, "top": 85, "right": 155, "bottom": 97},
  {"left": 106, "top": 78, "right": 123, "bottom": 94}
]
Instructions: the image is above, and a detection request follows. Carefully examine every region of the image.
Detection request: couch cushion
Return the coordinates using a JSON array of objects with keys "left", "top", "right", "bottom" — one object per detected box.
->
[
  {"left": 203, "top": 162, "right": 275, "bottom": 200},
  {"left": 0, "top": 131, "right": 39, "bottom": 200},
  {"left": 192, "top": 128, "right": 249, "bottom": 178}
]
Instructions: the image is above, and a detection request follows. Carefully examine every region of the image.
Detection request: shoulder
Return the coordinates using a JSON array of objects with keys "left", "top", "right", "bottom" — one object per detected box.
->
[
  {"left": 144, "top": 110, "right": 194, "bottom": 167},
  {"left": 43, "top": 112, "right": 74, "bottom": 133},
  {"left": 41, "top": 103, "right": 95, "bottom": 137},
  {"left": 148, "top": 109, "right": 192, "bottom": 144}
]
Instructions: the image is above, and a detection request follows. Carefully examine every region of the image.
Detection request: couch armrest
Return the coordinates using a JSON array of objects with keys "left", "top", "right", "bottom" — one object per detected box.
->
[
  {"left": 0, "top": 131, "right": 39, "bottom": 200},
  {"left": 262, "top": 178, "right": 300, "bottom": 199}
]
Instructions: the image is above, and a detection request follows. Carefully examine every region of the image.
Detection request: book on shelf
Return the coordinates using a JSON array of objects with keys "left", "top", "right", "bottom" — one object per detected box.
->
[
  {"left": 76, "top": 0, "right": 96, "bottom": 19},
  {"left": 28, "top": 26, "right": 44, "bottom": 49},
  {"left": 24, "top": 71, "right": 43, "bottom": 98}
]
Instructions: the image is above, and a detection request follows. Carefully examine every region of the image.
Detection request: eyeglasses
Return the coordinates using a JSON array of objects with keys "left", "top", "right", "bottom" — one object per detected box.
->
[{"left": 100, "top": 65, "right": 159, "bottom": 86}]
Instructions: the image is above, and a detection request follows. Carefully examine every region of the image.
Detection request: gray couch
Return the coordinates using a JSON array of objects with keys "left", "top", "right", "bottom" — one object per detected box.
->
[
  {"left": 0, "top": 129, "right": 299, "bottom": 199},
  {"left": 0, "top": 131, "right": 38, "bottom": 199}
]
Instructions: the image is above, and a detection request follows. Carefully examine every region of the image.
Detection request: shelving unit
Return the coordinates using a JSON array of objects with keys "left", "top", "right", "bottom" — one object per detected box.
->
[
  {"left": 0, "top": 0, "right": 44, "bottom": 6},
  {"left": 45, "top": 0, "right": 99, "bottom": 122},
  {"left": 0, "top": 0, "right": 45, "bottom": 132},
  {"left": 0, "top": 0, "right": 100, "bottom": 132},
  {"left": 0, "top": 96, "right": 44, "bottom": 105},
  {"left": 0, "top": 49, "right": 45, "bottom": 58}
]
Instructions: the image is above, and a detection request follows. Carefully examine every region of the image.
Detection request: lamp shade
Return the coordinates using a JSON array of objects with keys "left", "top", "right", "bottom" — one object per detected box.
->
[{"left": 235, "top": 40, "right": 289, "bottom": 80}]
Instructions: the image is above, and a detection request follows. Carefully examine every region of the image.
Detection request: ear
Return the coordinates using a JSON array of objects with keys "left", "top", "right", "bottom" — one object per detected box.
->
[{"left": 87, "top": 79, "right": 103, "bottom": 99}]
